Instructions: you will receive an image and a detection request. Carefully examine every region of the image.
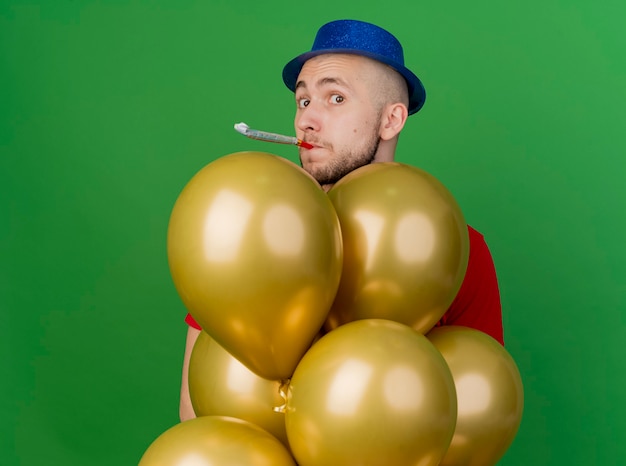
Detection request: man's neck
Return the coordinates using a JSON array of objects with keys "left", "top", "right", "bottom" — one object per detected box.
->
[{"left": 373, "top": 138, "right": 397, "bottom": 163}]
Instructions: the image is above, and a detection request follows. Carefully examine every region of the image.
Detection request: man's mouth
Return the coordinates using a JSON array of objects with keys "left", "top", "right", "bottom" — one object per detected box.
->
[{"left": 302, "top": 140, "right": 325, "bottom": 150}]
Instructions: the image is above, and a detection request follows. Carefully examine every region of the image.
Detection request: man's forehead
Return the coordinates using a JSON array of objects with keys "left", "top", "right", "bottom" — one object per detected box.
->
[{"left": 296, "top": 54, "right": 372, "bottom": 87}]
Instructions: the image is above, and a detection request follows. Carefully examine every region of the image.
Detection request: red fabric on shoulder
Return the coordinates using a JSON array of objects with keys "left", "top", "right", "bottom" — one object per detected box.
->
[
  {"left": 185, "top": 313, "right": 202, "bottom": 330},
  {"left": 437, "top": 225, "right": 504, "bottom": 345}
]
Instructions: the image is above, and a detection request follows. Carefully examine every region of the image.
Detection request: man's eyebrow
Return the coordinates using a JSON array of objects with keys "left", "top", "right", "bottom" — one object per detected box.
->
[
  {"left": 295, "top": 77, "right": 349, "bottom": 91},
  {"left": 318, "top": 77, "right": 349, "bottom": 88}
]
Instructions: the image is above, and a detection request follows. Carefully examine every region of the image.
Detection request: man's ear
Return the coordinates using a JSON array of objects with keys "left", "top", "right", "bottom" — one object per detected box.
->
[{"left": 379, "top": 103, "right": 408, "bottom": 141}]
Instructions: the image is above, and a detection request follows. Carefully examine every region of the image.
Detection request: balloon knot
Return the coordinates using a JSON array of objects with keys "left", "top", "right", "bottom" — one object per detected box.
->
[{"left": 273, "top": 379, "right": 291, "bottom": 413}]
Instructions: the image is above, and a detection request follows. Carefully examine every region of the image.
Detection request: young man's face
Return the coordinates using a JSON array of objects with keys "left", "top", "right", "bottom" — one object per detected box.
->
[{"left": 294, "top": 54, "right": 383, "bottom": 188}]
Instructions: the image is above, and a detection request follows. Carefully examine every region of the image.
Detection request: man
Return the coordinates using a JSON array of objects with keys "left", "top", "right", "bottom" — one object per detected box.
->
[{"left": 179, "top": 19, "right": 503, "bottom": 421}]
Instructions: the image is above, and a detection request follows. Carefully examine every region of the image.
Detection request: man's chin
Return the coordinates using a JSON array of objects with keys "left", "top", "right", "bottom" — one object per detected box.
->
[
  {"left": 302, "top": 167, "right": 334, "bottom": 187},
  {"left": 301, "top": 161, "right": 326, "bottom": 178}
]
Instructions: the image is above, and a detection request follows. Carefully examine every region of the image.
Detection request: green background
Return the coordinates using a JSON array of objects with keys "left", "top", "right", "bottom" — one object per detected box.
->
[{"left": 2, "top": 0, "right": 624, "bottom": 464}]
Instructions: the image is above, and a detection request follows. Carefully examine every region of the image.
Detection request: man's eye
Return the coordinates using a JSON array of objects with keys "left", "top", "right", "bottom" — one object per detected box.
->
[
  {"left": 297, "top": 98, "right": 310, "bottom": 108},
  {"left": 330, "top": 94, "right": 344, "bottom": 104}
]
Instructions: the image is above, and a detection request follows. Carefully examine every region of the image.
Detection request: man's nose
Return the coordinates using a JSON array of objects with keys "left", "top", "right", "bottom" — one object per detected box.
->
[{"left": 296, "top": 104, "right": 322, "bottom": 133}]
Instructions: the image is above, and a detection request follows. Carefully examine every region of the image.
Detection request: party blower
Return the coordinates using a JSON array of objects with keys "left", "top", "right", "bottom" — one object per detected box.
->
[{"left": 234, "top": 122, "right": 314, "bottom": 150}]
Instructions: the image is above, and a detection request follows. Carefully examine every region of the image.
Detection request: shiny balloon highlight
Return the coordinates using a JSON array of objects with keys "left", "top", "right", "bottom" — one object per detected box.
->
[
  {"left": 428, "top": 326, "right": 524, "bottom": 466},
  {"left": 326, "top": 162, "right": 469, "bottom": 334},
  {"left": 167, "top": 152, "right": 343, "bottom": 380},
  {"left": 138, "top": 416, "right": 296, "bottom": 466},
  {"left": 189, "top": 330, "right": 289, "bottom": 446},
  {"left": 160, "top": 152, "right": 524, "bottom": 465},
  {"left": 285, "top": 319, "right": 457, "bottom": 466}
]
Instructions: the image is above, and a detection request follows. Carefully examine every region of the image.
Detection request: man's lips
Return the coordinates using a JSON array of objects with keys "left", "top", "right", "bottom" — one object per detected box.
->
[{"left": 301, "top": 140, "right": 325, "bottom": 150}]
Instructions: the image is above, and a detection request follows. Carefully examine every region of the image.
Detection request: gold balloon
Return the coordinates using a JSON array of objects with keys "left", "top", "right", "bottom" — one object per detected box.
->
[
  {"left": 189, "top": 330, "right": 289, "bottom": 446},
  {"left": 427, "top": 326, "right": 524, "bottom": 466},
  {"left": 168, "top": 152, "right": 343, "bottom": 380},
  {"left": 138, "top": 416, "right": 296, "bottom": 466},
  {"left": 326, "top": 162, "right": 469, "bottom": 334},
  {"left": 285, "top": 319, "right": 457, "bottom": 466}
]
